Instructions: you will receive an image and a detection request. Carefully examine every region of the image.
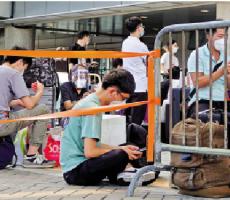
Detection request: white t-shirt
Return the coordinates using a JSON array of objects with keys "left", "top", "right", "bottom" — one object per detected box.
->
[
  {"left": 160, "top": 52, "right": 179, "bottom": 74},
  {"left": 122, "top": 36, "right": 149, "bottom": 92}
]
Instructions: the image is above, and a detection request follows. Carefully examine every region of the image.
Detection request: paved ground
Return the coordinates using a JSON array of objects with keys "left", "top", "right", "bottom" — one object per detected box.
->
[{"left": 0, "top": 152, "right": 229, "bottom": 200}]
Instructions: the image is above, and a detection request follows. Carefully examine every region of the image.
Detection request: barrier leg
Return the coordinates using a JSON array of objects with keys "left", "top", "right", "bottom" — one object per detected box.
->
[{"left": 126, "top": 164, "right": 171, "bottom": 197}]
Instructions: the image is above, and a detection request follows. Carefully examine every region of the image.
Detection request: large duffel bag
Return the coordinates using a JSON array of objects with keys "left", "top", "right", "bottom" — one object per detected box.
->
[
  {"left": 171, "top": 118, "right": 230, "bottom": 197},
  {"left": 171, "top": 118, "right": 224, "bottom": 168},
  {"left": 180, "top": 185, "right": 230, "bottom": 198}
]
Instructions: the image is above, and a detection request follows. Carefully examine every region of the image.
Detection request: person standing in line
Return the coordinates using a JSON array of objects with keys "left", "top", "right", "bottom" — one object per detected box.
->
[
  {"left": 112, "top": 58, "right": 123, "bottom": 69},
  {"left": 68, "top": 31, "right": 90, "bottom": 72},
  {"left": 122, "top": 16, "right": 149, "bottom": 125},
  {"left": 160, "top": 40, "right": 179, "bottom": 76}
]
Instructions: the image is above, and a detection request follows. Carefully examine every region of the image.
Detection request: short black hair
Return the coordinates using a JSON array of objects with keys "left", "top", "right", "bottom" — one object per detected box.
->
[
  {"left": 112, "top": 58, "right": 123, "bottom": 68},
  {"left": 125, "top": 16, "right": 142, "bottom": 33},
  {"left": 4, "top": 46, "right": 32, "bottom": 67},
  {"left": 102, "top": 69, "right": 135, "bottom": 95},
  {"left": 77, "top": 31, "right": 90, "bottom": 39},
  {"left": 205, "top": 19, "right": 224, "bottom": 35},
  {"left": 166, "top": 40, "right": 177, "bottom": 47},
  {"left": 205, "top": 28, "right": 222, "bottom": 35}
]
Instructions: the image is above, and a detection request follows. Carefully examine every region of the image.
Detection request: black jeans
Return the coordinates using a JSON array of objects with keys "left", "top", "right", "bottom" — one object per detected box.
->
[
  {"left": 125, "top": 92, "right": 148, "bottom": 125},
  {"left": 187, "top": 99, "right": 229, "bottom": 118},
  {"left": 63, "top": 149, "right": 129, "bottom": 186}
]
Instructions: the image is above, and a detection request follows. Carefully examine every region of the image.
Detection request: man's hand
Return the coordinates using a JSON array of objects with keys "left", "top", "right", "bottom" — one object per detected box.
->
[
  {"left": 83, "top": 92, "right": 90, "bottom": 98},
  {"left": 31, "top": 81, "right": 44, "bottom": 94},
  {"left": 36, "top": 81, "right": 44, "bottom": 94},
  {"left": 120, "top": 145, "right": 142, "bottom": 160}
]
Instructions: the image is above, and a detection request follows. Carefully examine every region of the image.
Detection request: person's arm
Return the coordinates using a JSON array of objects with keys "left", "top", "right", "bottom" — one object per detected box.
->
[
  {"left": 68, "top": 63, "right": 74, "bottom": 72},
  {"left": 20, "top": 82, "right": 44, "bottom": 109},
  {"left": 68, "top": 45, "right": 76, "bottom": 71},
  {"left": 141, "top": 43, "right": 149, "bottom": 65},
  {"left": 84, "top": 139, "right": 142, "bottom": 160},
  {"left": 60, "top": 83, "right": 77, "bottom": 110},
  {"left": 228, "top": 74, "right": 230, "bottom": 89},
  {"left": 84, "top": 138, "right": 111, "bottom": 158},
  {"left": 187, "top": 50, "right": 226, "bottom": 89},
  {"left": 9, "top": 99, "right": 25, "bottom": 108},
  {"left": 63, "top": 100, "right": 77, "bottom": 110},
  {"left": 82, "top": 113, "right": 141, "bottom": 160},
  {"left": 160, "top": 53, "right": 166, "bottom": 73},
  {"left": 190, "top": 67, "right": 224, "bottom": 89},
  {"left": 10, "top": 74, "right": 44, "bottom": 110}
]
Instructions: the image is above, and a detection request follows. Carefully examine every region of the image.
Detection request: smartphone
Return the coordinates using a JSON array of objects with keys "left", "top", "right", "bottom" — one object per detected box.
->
[{"left": 139, "top": 147, "right": 146, "bottom": 152}]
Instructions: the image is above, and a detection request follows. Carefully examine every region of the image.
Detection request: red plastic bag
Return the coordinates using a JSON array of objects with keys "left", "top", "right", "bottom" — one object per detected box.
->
[{"left": 43, "top": 135, "right": 60, "bottom": 166}]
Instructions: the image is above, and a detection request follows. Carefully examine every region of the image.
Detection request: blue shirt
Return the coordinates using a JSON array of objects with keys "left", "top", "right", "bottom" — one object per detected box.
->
[
  {"left": 187, "top": 44, "right": 225, "bottom": 105},
  {"left": 60, "top": 93, "right": 102, "bottom": 173}
]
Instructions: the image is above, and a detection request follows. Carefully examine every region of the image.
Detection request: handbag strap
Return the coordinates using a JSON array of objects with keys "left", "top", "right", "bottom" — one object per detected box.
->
[{"left": 186, "top": 61, "right": 223, "bottom": 102}]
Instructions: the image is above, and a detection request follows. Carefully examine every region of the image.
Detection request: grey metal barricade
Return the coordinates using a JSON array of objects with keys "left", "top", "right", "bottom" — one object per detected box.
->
[{"left": 127, "top": 20, "right": 230, "bottom": 197}]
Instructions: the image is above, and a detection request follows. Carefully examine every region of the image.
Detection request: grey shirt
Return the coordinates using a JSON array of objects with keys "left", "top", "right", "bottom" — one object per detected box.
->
[{"left": 0, "top": 64, "right": 29, "bottom": 111}]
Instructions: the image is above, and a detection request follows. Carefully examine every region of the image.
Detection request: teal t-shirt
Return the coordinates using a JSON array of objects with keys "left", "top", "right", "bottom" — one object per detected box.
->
[
  {"left": 187, "top": 44, "right": 225, "bottom": 106},
  {"left": 60, "top": 93, "right": 102, "bottom": 173}
]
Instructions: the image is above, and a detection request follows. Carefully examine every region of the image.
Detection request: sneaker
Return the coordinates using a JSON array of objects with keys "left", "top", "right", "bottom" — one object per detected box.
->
[
  {"left": 23, "top": 154, "right": 56, "bottom": 168},
  {"left": 117, "top": 167, "right": 157, "bottom": 186}
]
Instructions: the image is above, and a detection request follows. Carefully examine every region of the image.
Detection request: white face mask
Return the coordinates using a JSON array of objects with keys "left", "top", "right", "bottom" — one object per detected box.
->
[
  {"left": 214, "top": 38, "right": 225, "bottom": 51},
  {"left": 19, "top": 69, "right": 24, "bottom": 76},
  {"left": 140, "top": 30, "right": 145, "bottom": 37},
  {"left": 110, "top": 100, "right": 126, "bottom": 105},
  {"left": 172, "top": 47, "right": 178, "bottom": 54}
]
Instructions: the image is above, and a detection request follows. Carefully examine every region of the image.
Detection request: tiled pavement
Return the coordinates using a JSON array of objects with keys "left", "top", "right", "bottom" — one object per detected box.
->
[{"left": 0, "top": 152, "right": 229, "bottom": 200}]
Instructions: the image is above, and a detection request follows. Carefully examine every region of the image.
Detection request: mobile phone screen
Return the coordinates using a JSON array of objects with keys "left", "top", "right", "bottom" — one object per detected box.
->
[{"left": 139, "top": 147, "right": 146, "bottom": 152}]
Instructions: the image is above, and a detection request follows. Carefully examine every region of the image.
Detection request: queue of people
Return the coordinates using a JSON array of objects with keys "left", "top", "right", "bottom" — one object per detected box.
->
[{"left": 0, "top": 17, "right": 229, "bottom": 191}]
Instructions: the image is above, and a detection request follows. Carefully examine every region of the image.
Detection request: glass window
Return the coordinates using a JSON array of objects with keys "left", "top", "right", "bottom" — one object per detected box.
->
[
  {"left": 99, "top": 16, "right": 113, "bottom": 34},
  {"left": 114, "top": 15, "right": 123, "bottom": 34},
  {"left": 0, "top": 29, "right": 5, "bottom": 49}
]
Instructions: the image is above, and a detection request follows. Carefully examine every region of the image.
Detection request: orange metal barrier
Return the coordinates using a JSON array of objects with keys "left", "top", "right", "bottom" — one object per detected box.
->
[{"left": 0, "top": 49, "right": 161, "bottom": 162}]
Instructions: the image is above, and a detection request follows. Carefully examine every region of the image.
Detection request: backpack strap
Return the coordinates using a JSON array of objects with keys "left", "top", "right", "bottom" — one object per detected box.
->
[
  {"left": 186, "top": 61, "right": 223, "bottom": 102},
  {"left": 11, "top": 153, "right": 17, "bottom": 168}
]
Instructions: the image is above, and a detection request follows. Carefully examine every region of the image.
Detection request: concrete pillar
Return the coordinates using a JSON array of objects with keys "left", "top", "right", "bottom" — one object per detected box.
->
[
  {"left": 216, "top": 2, "right": 230, "bottom": 53},
  {"left": 4, "top": 25, "right": 35, "bottom": 50},
  {"left": 216, "top": 2, "right": 230, "bottom": 20}
]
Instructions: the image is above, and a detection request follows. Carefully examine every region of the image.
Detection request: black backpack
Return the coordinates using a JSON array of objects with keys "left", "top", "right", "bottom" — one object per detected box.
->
[
  {"left": 127, "top": 123, "right": 147, "bottom": 148},
  {"left": 0, "top": 136, "right": 17, "bottom": 169},
  {"left": 23, "top": 57, "right": 60, "bottom": 101},
  {"left": 23, "top": 58, "right": 56, "bottom": 87}
]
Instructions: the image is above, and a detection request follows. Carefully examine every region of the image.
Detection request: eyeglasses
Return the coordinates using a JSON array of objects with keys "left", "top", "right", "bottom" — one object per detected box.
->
[{"left": 117, "top": 89, "right": 130, "bottom": 101}]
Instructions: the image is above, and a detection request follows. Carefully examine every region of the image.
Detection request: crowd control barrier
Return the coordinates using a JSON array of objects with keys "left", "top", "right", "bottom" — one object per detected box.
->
[
  {"left": 127, "top": 20, "right": 230, "bottom": 197},
  {"left": 0, "top": 49, "right": 160, "bottom": 170}
]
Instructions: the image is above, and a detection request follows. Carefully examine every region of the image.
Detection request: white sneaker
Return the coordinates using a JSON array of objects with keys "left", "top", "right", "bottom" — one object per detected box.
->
[
  {"left": 117, "top": 167, "right": 156, "bottom": 186},
  {"left": 23, "top": 154, "right": 56, "bottom": 168}
]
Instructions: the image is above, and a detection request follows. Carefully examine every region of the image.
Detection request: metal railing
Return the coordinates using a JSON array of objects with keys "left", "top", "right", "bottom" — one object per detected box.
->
[{"left": 127, "top": 20, "right": 230, "bottom": 197}]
